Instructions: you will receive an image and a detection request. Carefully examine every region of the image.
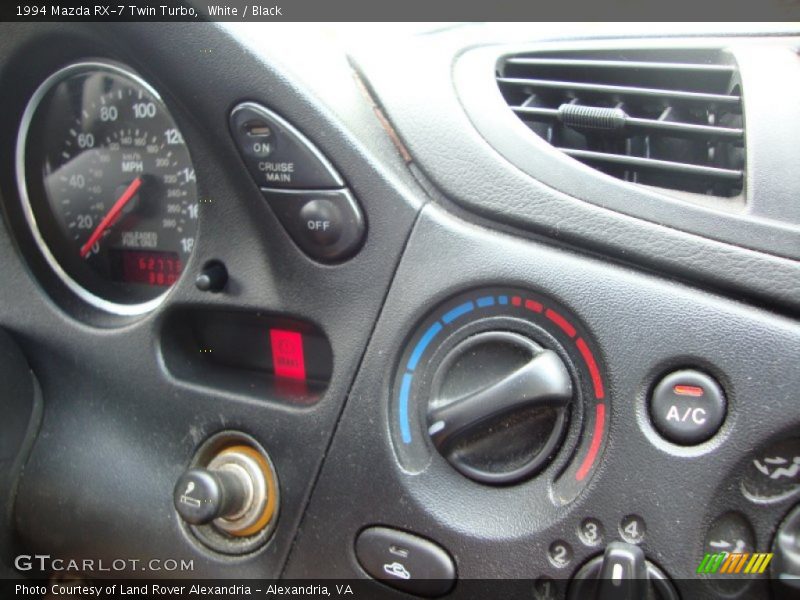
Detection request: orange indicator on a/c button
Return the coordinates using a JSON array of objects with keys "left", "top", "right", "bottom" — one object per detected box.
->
[{"left": 673, "top": 384, "right": 704, "bottom": 397}]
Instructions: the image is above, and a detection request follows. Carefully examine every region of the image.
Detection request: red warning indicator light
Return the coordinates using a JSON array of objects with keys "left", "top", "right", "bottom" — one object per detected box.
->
[
  {"left": 270, "top": 329, "right": 306, "bottom": 381},
  {"left": 674, "top": 384, "right": 704, "bottom": 397}
]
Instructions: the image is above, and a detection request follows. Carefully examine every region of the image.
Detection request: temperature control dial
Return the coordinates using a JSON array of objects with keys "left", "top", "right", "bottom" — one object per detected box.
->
[
  {"left": 393, "top": 288, "right": 609, "bottom": 500},
  {"left": 427, "top": 331, "right": 572, "bottom": 484}
]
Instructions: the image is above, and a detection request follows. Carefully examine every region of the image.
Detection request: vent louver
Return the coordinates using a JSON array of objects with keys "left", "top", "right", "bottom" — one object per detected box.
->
[{"left": 497, "top": 50, "right": 745, "bottom": 197}]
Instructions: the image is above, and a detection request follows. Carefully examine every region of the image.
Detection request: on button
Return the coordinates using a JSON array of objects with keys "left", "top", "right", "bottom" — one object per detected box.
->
[
  {"left": 230, "top": 102, "right": 344, "bottom": 189},
  {"left": 649, "top": 369, "right": 726, "bottom": 445}
]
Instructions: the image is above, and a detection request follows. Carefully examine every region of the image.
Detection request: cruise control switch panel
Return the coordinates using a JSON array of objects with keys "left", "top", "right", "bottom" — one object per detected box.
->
[{"left": 230, "top": 102, "right": 365, "bottom": 262}]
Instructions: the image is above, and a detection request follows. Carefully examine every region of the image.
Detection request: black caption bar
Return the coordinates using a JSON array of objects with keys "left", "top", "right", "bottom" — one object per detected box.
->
[
  {"left": 1, "top": 578, "right": 779, "bottom": 599},
  {"left": 2, "top": 0, "right": 800, "bottom": 22}
]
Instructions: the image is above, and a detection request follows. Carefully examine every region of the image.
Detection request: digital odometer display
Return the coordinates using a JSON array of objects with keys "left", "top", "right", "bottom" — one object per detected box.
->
[
  {"left": 17, "top": 62, "right": 199, "bottom": 313},
  {"left": 110, "top": 249, "right": 182, "bottom": 287}
]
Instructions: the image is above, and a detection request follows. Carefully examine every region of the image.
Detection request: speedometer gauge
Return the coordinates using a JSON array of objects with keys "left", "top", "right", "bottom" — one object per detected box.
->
[{"left": 16, "top": 61, "right": 199, "bottom": 314}]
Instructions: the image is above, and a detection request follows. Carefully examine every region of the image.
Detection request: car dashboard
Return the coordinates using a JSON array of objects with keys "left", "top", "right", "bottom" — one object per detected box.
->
[{"left": 0, "top": 20, "right": 799, "bottom": 600}]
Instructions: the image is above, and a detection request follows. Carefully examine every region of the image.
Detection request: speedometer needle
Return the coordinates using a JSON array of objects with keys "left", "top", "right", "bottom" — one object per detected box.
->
[{"left": 80, "top": 177, "right": 142, "bottom": 258}]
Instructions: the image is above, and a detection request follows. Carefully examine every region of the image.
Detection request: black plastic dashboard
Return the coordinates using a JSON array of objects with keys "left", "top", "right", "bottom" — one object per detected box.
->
[{"left": 0, "top": 20, "right": 798, "bottom": 600}]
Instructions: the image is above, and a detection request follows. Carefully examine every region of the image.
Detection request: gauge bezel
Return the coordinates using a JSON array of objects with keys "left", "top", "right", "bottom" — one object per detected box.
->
[{"left": 16, "top": 60, "right": 196, "bottom": 316}]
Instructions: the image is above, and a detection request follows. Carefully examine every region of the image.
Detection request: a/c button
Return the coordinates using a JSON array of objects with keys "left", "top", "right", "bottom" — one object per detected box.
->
[{"left": 650, "top": 369, "right": 726, "bottom": 445}]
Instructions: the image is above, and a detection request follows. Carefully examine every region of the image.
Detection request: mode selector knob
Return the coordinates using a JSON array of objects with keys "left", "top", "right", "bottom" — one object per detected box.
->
[
  {"left": 426, "top": 331, "right": 573, "bottom": 485},
  {"left": 569, "top": 542, "right": 678, "bottom": 600}
]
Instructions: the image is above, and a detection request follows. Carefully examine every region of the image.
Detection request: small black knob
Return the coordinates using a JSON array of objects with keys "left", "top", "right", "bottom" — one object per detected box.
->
[
  {"left": 772, "top": 503, "right": 800, "bottom": 600},
  {"left": 173, "top": 467, "right": 247, "bottom": 525},
  {"left": 569, "top": 542, "right": 678, "bottom": 600},
  {"left": 195, "top": 261, "right": 228, "bottom": 293},
  {"left": 595, "top": 542, "right": 648, "bottom": 600}
]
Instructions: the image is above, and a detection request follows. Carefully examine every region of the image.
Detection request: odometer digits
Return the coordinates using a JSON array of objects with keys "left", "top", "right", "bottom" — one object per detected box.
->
[
  {"left": 17, "top": 62, "right": 199, "bottom": 314},
  {"left": 111, "top": 249, "right": 183, "bottom": 287}
]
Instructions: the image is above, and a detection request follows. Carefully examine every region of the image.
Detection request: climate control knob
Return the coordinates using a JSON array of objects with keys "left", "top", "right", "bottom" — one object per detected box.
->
[
  {"left": 426, "top": 331, "right": 572, "bottom": 484},
  {"left": 569, "top": 542, "right": 678, "bottom": 600}
]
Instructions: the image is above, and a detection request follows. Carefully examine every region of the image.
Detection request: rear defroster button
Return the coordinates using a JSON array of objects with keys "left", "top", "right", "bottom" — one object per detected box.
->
[
  {"left": 650, "top": 369, "right": 726, "bottom": 445},
  {"left": 355, "top": 527, "right": 456, "bottom": 597}
]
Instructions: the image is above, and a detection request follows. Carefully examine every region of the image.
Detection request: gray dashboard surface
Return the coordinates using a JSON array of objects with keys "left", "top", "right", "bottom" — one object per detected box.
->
[
  {"left": 285, "top": 203, "right": 800, "bottom": 599},
  {"left": 0, "top": 21, "right": 798, "bottom": 596},
  {"left": 0, "top": 21, "right": 421, "bottom": 577},
  {"left": 349, "top": 25, "right": 800, "bottom": 314}
]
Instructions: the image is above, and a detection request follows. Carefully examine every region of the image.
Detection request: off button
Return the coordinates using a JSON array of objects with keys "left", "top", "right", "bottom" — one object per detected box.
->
[
  {"left": 650, "top": 369, "right": 726, "bottom": 445},
  {"left": 299, "top": 199, "right": 342, "bottom": 246},
  {"left": 262, "top": 189, "right": 365, "bottom": 263}
]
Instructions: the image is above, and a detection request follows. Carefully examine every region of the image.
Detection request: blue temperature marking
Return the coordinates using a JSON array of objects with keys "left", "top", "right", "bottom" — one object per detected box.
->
[
  {"left": 400, "top": 295, "right": 502, "bottom": 444},
  {"left": 442, "top": 301, "right": 475, "bottom": 324},
  {"left": 399, "top": 373, "right": 414, "bottom": 444},
  {"left": 407, "top": 321, "right": 443, "bottom": 372}
]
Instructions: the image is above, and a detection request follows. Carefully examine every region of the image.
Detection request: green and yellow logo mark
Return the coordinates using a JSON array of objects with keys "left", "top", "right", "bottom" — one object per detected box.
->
[{"left": 697, "top": 552, "right": 773, "bottom": 575}]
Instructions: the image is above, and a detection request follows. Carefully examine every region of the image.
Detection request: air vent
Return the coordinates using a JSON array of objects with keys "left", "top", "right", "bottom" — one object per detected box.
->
[{"left": 497, "top": 50, "right": 745, "bottom": 197}]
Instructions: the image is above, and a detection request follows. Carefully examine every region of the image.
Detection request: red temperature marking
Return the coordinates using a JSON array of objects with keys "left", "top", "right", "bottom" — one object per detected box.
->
[
  {"left": 545, "top": 308, "right": 576, "bottom": 338},
  {"left": 576, "top": 403, "right": 606, "bottom": 482},
  {"left": 524, "top": 299, "right": 543, "bottom": 313},
  {"left": 674, "top": 385, "right": 704, "bottom": 397},
  {"left": 270, "top": 329, "right": 306, "bottom": 381},
  {"left": 576, "top": 337, "right": 605, "bottom": 399}
]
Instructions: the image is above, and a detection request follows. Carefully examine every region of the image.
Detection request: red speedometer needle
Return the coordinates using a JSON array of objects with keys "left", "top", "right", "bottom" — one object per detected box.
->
[{"left": 80, "top": 177, "right": 142, "bottom": 258}]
